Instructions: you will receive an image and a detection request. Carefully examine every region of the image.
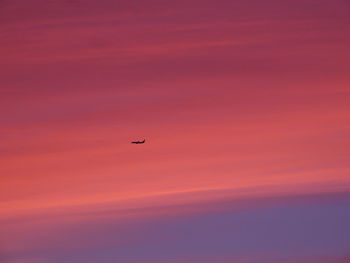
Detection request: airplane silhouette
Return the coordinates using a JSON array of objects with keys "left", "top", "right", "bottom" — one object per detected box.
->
[{"left": 131, "top": 139, "right": 145, "bottom": 144}]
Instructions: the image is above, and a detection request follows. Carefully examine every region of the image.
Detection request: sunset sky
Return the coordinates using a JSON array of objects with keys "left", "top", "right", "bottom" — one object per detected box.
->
[{"left": 1, "top": 0, "right": 350, "bottom": 262}]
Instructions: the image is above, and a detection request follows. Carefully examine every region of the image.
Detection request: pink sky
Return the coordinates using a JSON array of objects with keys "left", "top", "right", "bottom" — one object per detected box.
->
[{"left": 1, "top": 0, "right": 350, "bottom": 262}]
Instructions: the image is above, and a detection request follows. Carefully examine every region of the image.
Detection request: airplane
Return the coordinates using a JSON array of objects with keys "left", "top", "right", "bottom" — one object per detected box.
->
[{"left": 131, "top": 139, "right": 145, "bottom": 144}]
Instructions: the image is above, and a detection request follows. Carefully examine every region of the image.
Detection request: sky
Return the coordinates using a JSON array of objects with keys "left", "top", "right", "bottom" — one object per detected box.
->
[{"left": 0, "top": 0, "right": 350, "bottom": 262}]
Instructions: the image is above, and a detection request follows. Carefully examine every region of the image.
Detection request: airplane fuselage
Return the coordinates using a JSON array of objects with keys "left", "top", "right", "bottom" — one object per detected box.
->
[{"left": 131, "top": 139, "right": 145, "bottom": 144}]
